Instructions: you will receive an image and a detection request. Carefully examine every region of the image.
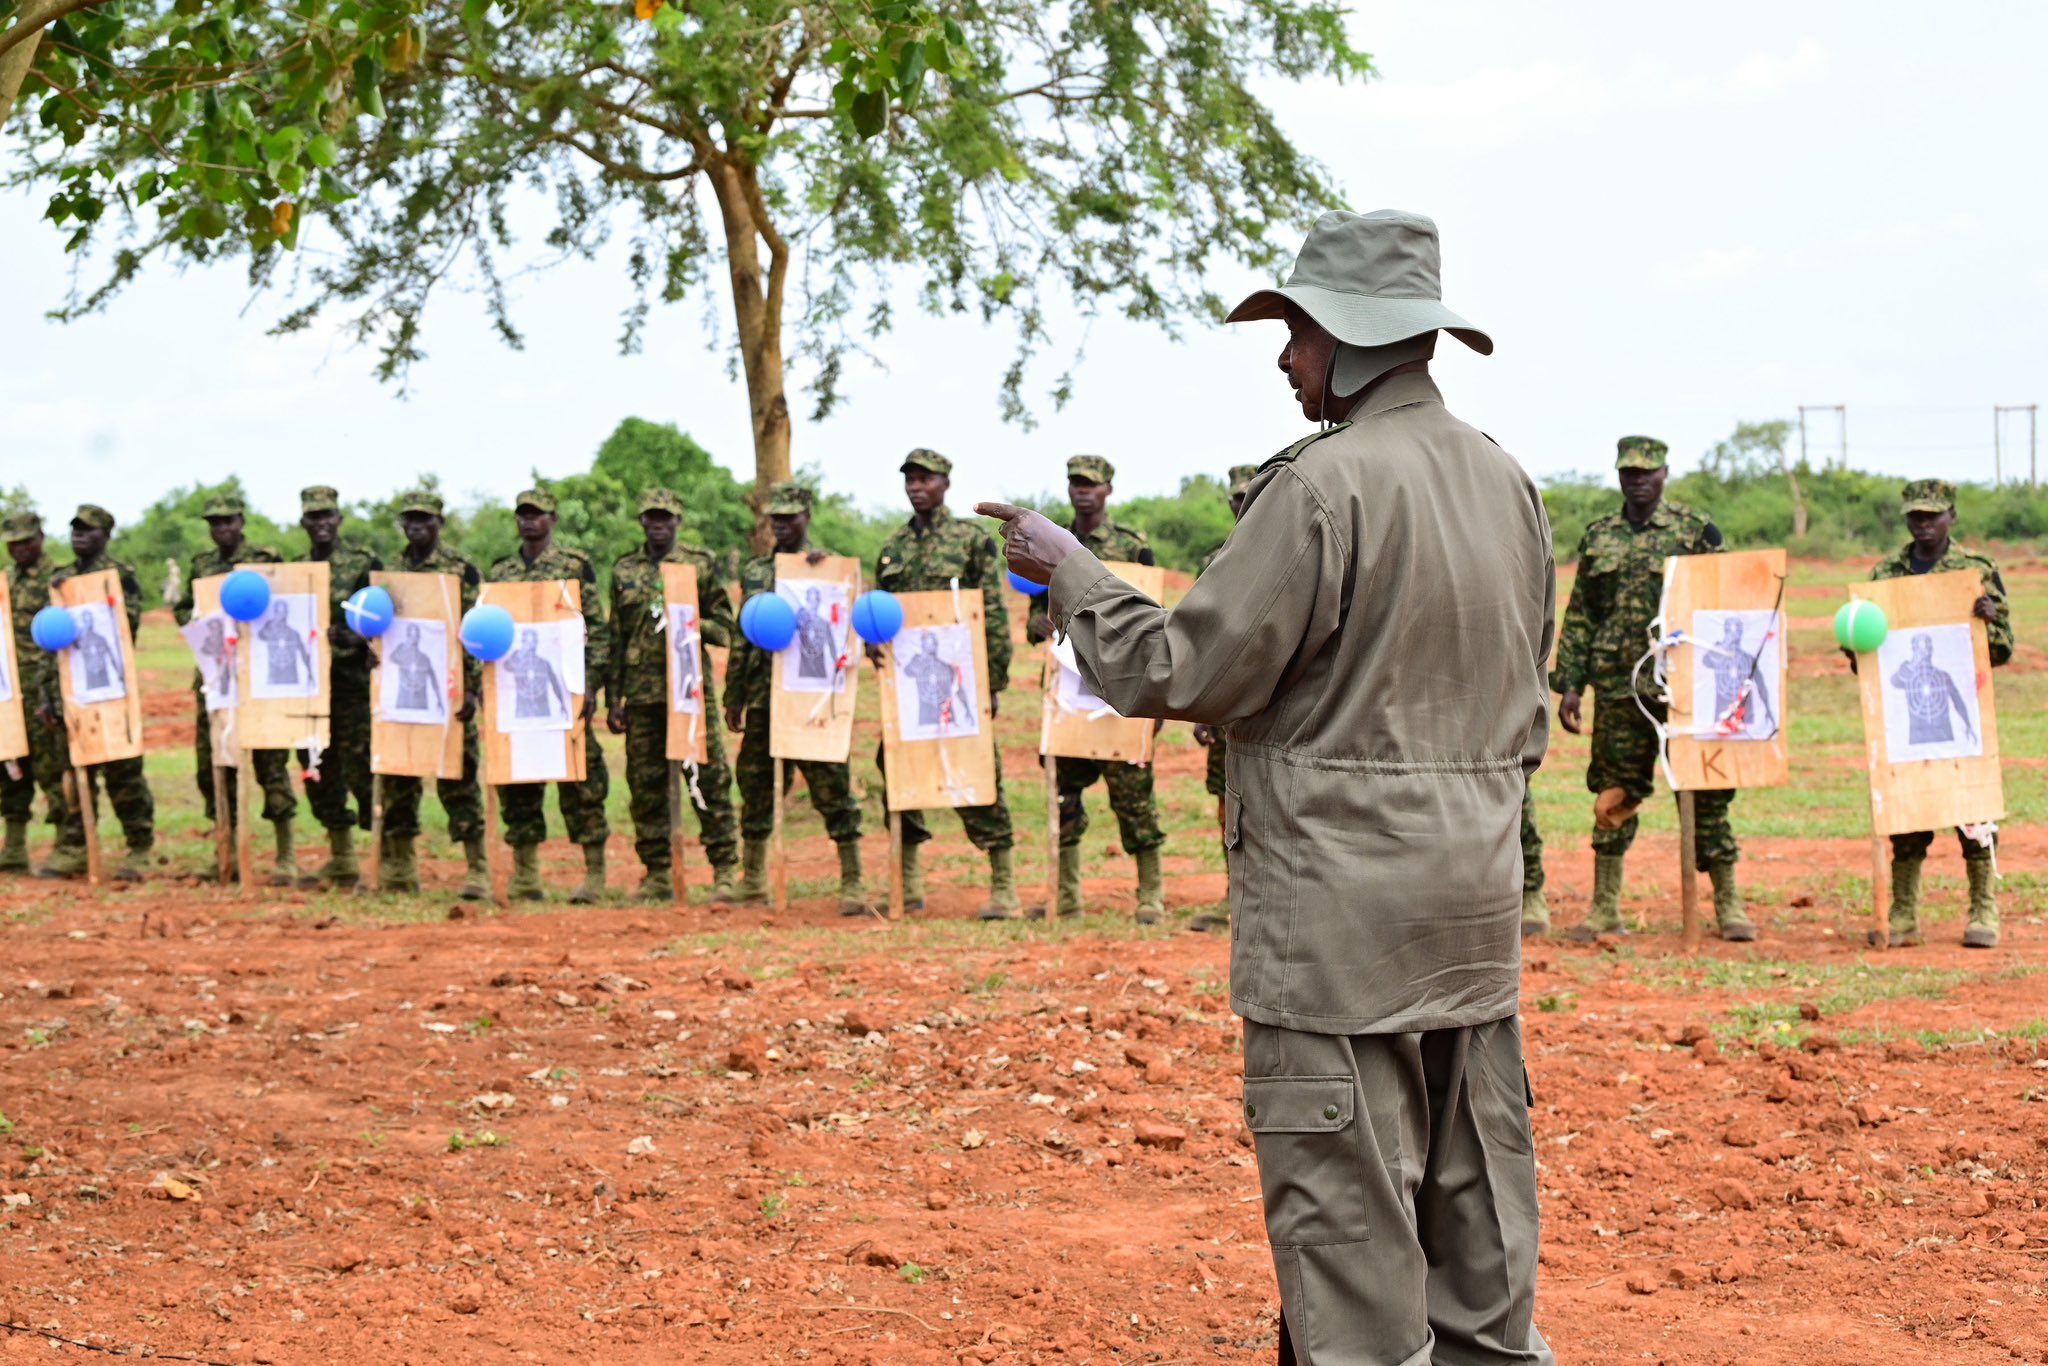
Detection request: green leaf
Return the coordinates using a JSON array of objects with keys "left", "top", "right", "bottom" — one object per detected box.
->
[
  {"left": 923, "top": 35, "right": 952, "bottom": 76},
  {"left": 896, "top": 40, "right": 927, "bottom": 97},
  {"left": 461, "top": 0, "right": 489, "bottom": 24},
  {"left": 353, "top": 55, "right": 385, "bottom": 118},
  {"left": 306, "top": 133, "right": 338, "bottom": 167},
  {"left": 849, "top": 87, "right": 888, "bottom": 138}
]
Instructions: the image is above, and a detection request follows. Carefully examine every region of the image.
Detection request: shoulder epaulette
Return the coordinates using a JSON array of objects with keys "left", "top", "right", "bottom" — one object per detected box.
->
[{"left": 1263, "top": 423, "right": 1352, "bottom": 471}]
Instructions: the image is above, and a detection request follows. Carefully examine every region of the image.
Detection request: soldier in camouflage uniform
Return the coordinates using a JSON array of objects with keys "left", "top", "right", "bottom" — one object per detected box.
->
[
  {"left": 1024, "top": 455, "right": 1167, "bottom": 923},
  {"left": 377, "top": 490, "right": 489, "bottom": 898},
  {"left": 488, "top": 488, "right": 611, "bottom": 904},
  {"left": 1, "top": 512, "right": 62, "bottom": 875},
  {"left": 37, "top": 505, "right": 156, "bottom": 881},
  {"left": 1187, "top": 463, "right": 1258, "bottom": 933},
  {"left": 1519, "top": 779, "right": 1548, "bottom": 936},
  {"left": 726, "top": 481, "right": 867, "bottom": 913},
  {"left": 1551, "top": 436, "right": 1755, "bottom": 942},
  {"left": 296, "top": 486, "right": 380, "bottom": 890},
  {"left": 870, "top": 449, "right": 1018, "bottom": 917},
  {"left": 174, "top": 493, "right": 298, "bottom": 884},
  {"left": 1861, "top": 478, "right": 2013, "bottom": 949},
  {"left": 607, "top": 487, "right": 740, "bottom": 903}
]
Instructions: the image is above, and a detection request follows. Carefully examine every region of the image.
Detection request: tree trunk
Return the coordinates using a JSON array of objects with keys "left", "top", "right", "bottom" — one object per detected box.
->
[
  {"left": 705, "top": 154, "right": 791, "bottom": 548},
  {"left": 1781, "top": 460, "right": 1809, "bottom": 539},
  {"left": 0, "top": 26, "right": 44, "bottom": 127}
]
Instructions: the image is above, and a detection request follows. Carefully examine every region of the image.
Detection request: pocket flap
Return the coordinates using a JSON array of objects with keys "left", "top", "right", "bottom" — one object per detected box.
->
[
  {"left": 1223, "top": 787, "right": 1242, "bottom": 851},
  {"left": 1242, "top": 1076, "right": 1353, "bottom": 1133}
]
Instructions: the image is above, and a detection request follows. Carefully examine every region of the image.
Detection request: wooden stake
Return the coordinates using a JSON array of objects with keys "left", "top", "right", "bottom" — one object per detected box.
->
[
  {"left": 67, "top": 769, "right": 103, "bottom": 886},
  {"left": 212, "top": 764, "right": 233, "bottom": 885},
  {"left": 1678, "top": 790, "right": 1700, "bottom": 952},
  {"left": 485, "top": 782, "right": 506, "bottom": 908},
  {"left": 1044, "top": 754, "right": 1059, "bottom": 924},
  {"left": 667, "top": 760, "right": 687, "bottom": 907},
  {"left": 1870, "top": 832, "right": 1889, "bottom": 950},
  {"left": 887, "top": 810, "right": 904, "bottom": 923},
  {"left": 236, "top": 759, "right": 256, "bottom": 896},
  {"left": 771, "top": 757, "right": 788, "bottom": 911},
  {"left": 366, "top": 773, "right": 383, "bottom": 892}
]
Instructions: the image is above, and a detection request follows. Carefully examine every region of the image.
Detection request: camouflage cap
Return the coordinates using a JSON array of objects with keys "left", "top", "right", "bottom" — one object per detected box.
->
[
  {"left": 1901, "top": 478, "right": 1956, "bottom": 514},
  {"left": 1227, "top": 464, "right": 1260, "bottom": 496},
  {"left": 300, "top": 485, "right": 340, "bottom": 514},
  {"left": 514, "top": 488, "right": 558, "bottom": 514},
  {"left": 201, "top": 493, "right": 247, "bottom": 519},
  {"left": 1615, "top": 436, "right": 1669, "bottom": 471},
  {"left": 763, "top": 480, "right": 815, "bottom": 516},
  {"left": 71, "top": 503, "right": 115, "bottom": 531},
  {"left": 398, "top": 490, "right": 444, "bottom": 516},
  {"left": 0, "top": 510, "right": 41, "bottom": 543},
  {"left": 900, "top": 448, "right": 952, "bottom": 476},
  {"left": 639, "top": 487, "right": 684, "bottom": 516},
  {"left": 1066, "top": 455, "right": 1116, "bottom": 485}
]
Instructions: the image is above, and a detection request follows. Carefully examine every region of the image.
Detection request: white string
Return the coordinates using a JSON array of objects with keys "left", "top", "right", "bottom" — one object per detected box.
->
[{"left": 1962, "top": 821, "right": 2000, "bottom": 877}]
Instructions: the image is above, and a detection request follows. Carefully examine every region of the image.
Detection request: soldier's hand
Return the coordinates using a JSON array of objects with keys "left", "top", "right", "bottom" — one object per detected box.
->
[
  {"left": 864, "top": 642, "right": 885, "bottom": 668},
  {"left": 724, "top": 704, "right": 744, "bottom": 734},
  {"left": 1558, "top": 690, "right": 1584, "bottom": 736},
  {"left": 805, "top": 550, "right": 828, "bottom": 566},
  {"left": 330, "top": 622, "right": 361, "bottom": 648},
  {"left": 1151, "top": 717, "right": 1165, "bottom": 736},
  {"left": 1193, "top": 724, "right": 1215, "bottom": 747},
  {"left": 974, "top": 502, "right": 1082, "bottom": 587},
  {"left": 990, "top": 693, "right": 1000, "bottom": 719},
  {"left": 606, "top": 704, "right": 627, "bottom": 735},
  {"left": 1973, "top": 594, "right": 1999, "bottom": 623},
  {"left": 1840, "top": 646, "right": 1859, "bottom": 676},
  {"left": 458, "top": 692, "right": 478, "bottom": 723},
  {"left": 583, "top": 695, "right": 598, "bottom": 722},
  {"left": 1024, "top": 618, "right": 1051, "bottom": 645},
  {"left": 35, "top": 703, "right": 58, "bottom": 730}
]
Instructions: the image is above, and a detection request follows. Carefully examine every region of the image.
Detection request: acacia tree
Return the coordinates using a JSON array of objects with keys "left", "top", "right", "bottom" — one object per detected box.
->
[{"left": 6, "top": 0, "right": 1371, "bottom": 499}]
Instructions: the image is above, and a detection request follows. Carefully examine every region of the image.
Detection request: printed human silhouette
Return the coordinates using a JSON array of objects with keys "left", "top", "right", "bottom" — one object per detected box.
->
[
  {"left": 389, "top": 622, "right": 445, "bottom": 718},
  {"left": 198, "top": 617, "right": 234, "bottom": 701},
  {"left": 900, "top": 629, "right": 974, "bottom": 730},
  {"left": 1890, "top": 631, "right": 1976, "bottom": 746},
  {"left": 504, "top": 627, "right": 570, "bottom": 721},
  {"left": 75, "top": 611, "right": 124, "bottom": 693},
  {"left": 795, "top": 587, "right": 833, "bottom": 681},
  {"left": 1698, "top": 615, "right": 1775, "bottom": 735},
  {"left": 258, "top": 600, "right": 313, "bottom": 689},
  {"left": 671, "top": 606, "right": 700, "bottom": 706}
]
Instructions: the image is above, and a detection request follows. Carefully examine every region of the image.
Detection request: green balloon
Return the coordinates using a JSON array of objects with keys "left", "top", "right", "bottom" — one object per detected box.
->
[{"left": 1834, "top": 600, "right": 1888, "bottom": 652}]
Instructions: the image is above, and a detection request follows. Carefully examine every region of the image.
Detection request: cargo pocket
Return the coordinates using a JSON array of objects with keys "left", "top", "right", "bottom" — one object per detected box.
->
[
  {"left": 1242, "top": 1075, "right": 1370, "bottom": 1248},
  {"left": 1223, "top": 787, "right": 1243, "bottom": 937}
]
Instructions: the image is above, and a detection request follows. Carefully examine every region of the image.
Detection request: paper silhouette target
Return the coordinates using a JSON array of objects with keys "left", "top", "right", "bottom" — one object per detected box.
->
[
  {"left": 1689, "top": 609, "right": 1780, "bottom": 741},
  {"left": 1879, "top": 624, "right": 1982, "bottom": 762},
  {"left": 669, "top": 604, "right": 703, "bottom": 716},
  {"left": 380, "top": 619, "right": 452, "bottom": 724},
  {"left": 250, "top": 595, "right": 320, "bottom": 701},
  {"left": 893, "top": 625, "right": 981, "bottom": 741},
  {"left": 495, "top": 624, "right": 575, "bottom": 732},
  {"left": 66, "top": 602, "right": 128, "bottom": 705}
]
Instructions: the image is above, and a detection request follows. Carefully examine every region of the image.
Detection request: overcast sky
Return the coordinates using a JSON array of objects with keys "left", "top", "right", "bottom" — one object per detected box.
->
[{"left": 4, "top": 1, "right": 2045, "bottom": 527}]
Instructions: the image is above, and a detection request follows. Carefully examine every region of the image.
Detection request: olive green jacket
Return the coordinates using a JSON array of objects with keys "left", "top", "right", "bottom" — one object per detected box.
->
[{"left": 1869, "top": 541, "right": 2013, "bottom": 666}]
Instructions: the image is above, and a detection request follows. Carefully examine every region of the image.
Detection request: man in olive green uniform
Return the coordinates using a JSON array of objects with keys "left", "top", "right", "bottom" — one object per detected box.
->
[
  {"left": 726, "top": 481, "right": 866, "bottom": 912},
  {"left": 871, "top": 449, "right": 1018, "bottom": 918},
  {"left": 1188, "top": 463, "right": 1258, "bottom": 933},
  {"left": 37, "top": 504, "right": 155, "bottom": 881},
  {"left": 1, "top": 511, "right": 62, "bottom": 875},
  {"left": 1025, "top": 454, "right": 1167, "bottom": 923},
  {"left": 1862, "top": 478, "right": 2013, "bottom": 948},
  {"left": 982, "top": 209, "right": 1555, "bottom": 1365},
  {"left": 1551, "top": 437, "right": 1755, "bottom": 943},
  {"left": 488, "top": 488, "right": 611, "bottom": 903},
  {"left": 607, "top": 487, "right": 740, "bottom": 903},
  {"left": 377, "top": 490, "right": 489, "bottom": 897},
  {"left": 296, "top": 486, "right": 380, "bottom": 890},
  {"left": 174, "top": 493, "right": 298, "bottom": 883}
]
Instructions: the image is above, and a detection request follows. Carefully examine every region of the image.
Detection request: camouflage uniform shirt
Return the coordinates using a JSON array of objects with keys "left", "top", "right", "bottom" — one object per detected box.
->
[
  {"left": 1027, "top": 515, "right": 1152, "bottom": 639},
  {"left": 1551, "top": 501, "right": 1721, "bottom": 699},
  {"left": 608, "top": 543, "right": 735, "bottom": 708},
  {"left": 728, "top": 539, "right": 812, "bottom": 715},
  {"left": 486, "top": 543, "right": 610, "bottom": 707},
  {"left": 1869, "top": 542, "right": 2013, "bottom": 667},
  {"left": 308, "top": 540, "right": 382, "bottom": 669},
  {"left": 6, "top": 549, "right": 58, "bottom": 701},
  {"left": 174, "top": 541, "right": 286, "bottom": 627},
  {"left": 874, "top": 506, "right": 1010, "bottom": 693},
  {"left": 47, "top": 550, "right": 145, "bottom": 708}
]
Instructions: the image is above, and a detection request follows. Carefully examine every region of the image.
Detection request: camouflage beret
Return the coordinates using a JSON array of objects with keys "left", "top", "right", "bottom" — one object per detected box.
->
[
  {"left": 763, "top": 480, "right": 815, "bottom": 516},
  {"left": 71, "top": 503, "right": 115, "bottom": 532},
  {"left": 1227, "top": 464, "right": 1260, "bottom": 496},
  {"left": 300, "top": 485, "right": 340, "bottom": 514},
  {"left": 201, "top": 493, "right": 247, "bottom": 519},
  {"left": 398, "top": 490, "right": 444, "bottom": 516},
  {"left": 1901, "top": 478, "right": 1956, "bottom": 514},
  {"left": 900, "top": 448, "right": 952, "bottom": 476},
  {"left": 514, "top": 488, "right": 558, "bottom": 514},
  {"left": 1615, "top": 436, "right": 1669, "bottom": 471},
  {"left": 1067, "top": 455, "right": 1116, "bottom": 485},
  {"left": 639, "top": 487, "right": 685, "bottom": 516},
  {"left": 0, "top": 510, "right": 42, "bottom": 543}
]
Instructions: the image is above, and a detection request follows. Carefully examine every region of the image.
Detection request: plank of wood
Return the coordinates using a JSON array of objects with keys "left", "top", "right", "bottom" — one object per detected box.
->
[
  {"left": 478, "top": 579, "right": 587, "bottom": 785},
  {"left": 191, "top": 574, "right": 241, "bottom": 774},
  {"left": 769, "top": 553, "right": 863, "bottom": 764},
  {"left": 370, "top": 570, "right": 465, "bottom": 779},
  {"left": 51, "top": 569, "right": 145, "bottom": 765},
  {"left": 1664, "top": 548, "right": 1788, "bottom": 792},
  {"left": 233, "top": 561, "right": 331, "bottom": 752},
  {"left": 1042, "top": 560, "right": 1164, "bottom": 763},
  {"left": 660, "top": 562, "right": 710, "bottom": 765},
  {"left": 0, "top": 577, "right": 26, "bottom": 763},
  {"left": 876, "top": 589, "right": 997, "bottom": 812},
  {"left": 1852, "top": 570, "right": 2004, "bottom": 837}
]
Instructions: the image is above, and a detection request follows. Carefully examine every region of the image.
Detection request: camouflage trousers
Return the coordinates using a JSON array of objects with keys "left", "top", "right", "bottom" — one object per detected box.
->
[
  {"left": 1056, "top": 755, "right": 1164, "bottom": 854},
  {"left": 380, "top": 718, "right": 484, "bottom": 843},
  {"left": 1587, "top": 689, "right": 1738, "bottom": 865},
  {"left": 624, "top": 702, "right": 738, "bottom": 873},
  {"left": 192, "top": 683, "right": 296, "bottom": 824},
  {"left": 1891, "top": 828, "right": 1995, "bottom": 865},
  {"left": 0, "top": 714, "right": 66, "bottom": 829},
  {"left": 1204, "top": 735, "right": 1228, "bottom": 798},
  {"left": 1521, "top": 779, "right": 1544, "bottom": 894},
  {"left": 737, "top": 709, "right": 861, "bottom": 846},
  {"left": 303, "top": 663, "right": 372, "bottom": 831},
  {"left": 876, "top": 742, "right": 1013, "bottom": 852},
  {"left": 498, "top": 714, "right": 610, "bottom": 847}
]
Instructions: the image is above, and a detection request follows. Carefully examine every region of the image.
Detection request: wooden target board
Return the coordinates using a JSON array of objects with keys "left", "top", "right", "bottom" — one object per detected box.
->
[
  {"left": 188, "top": 574, "right": 240, "bottom": 768},
  {"left": 1040, "top": 559, "right": 1164, "bottom": 762},
  {"left": 660, "top": 561, "right": 709, "bottom": 765},
  {"left": 479, "top": 579, "right": 588, "bottom": 785},
  {"left": 52, "top": 569, "right": 144, "bottom": 765},
  {"left": 0, "top": 577, "right": 26, "bottom": 764},
  {"left": 877, "top": 588, "right": 995, "bottom": 811},
  {"left": 1850, "top": 570, "right": 2003, "bottom": 837},
  {"left": 370, "top": 570, "right": 465, "bottom": 780},
  {"left": 233, "top": 561, "right": 331, "bottom": 752},
  {"left": 1663, "top": 548, "right": 1788, "bottom": 791},
  {"left": 768, "top": 552, "right": 862, "bottom": 764}
]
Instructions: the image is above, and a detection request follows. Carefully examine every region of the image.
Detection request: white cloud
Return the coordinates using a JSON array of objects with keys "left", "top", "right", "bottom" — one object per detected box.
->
[{"left": 1656, "top": 246, "right": 1762, "bottom": 290}]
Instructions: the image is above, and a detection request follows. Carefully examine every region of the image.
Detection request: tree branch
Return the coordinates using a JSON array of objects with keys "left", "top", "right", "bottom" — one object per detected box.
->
[
  {"left": 542, "top": 131, "right": 702, "bottom": 184},
  {"left": 0, "top": 0, "right": 105, "bottom": 58}
]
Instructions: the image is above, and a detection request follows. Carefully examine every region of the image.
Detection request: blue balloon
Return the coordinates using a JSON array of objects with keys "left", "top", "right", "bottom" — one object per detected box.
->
[
  {"left": 220, "top": 569, "right": 272, "bottom": 623},
  {"left": 460, "top": 604, "right": 516, "bottom": 662},
  {"left": 741, "top": 592, "right": 798, "bottom": 652},
  {"left": 1007, "top": 570, "right": 1049, "bottom": 598},
  {"left": 30, "top": 605, "right": 78, "bottom": 652},
  {"left": 344, "top": 585, "right": 395, "bottom": 638},
  {"left": 850, "top": 589, "right": 905, "bottom": 644}
]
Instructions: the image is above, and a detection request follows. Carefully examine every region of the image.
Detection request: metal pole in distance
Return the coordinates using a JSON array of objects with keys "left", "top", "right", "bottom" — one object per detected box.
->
[
  {"left": 666, "top": 761, "right": 687, "bottom": 907},
  {"left": 1994, "top": 406, "right": 2003, "bottom": 486},
  {"left": 1677, "top": 789, "right": 1700, "bottom": 953}
]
